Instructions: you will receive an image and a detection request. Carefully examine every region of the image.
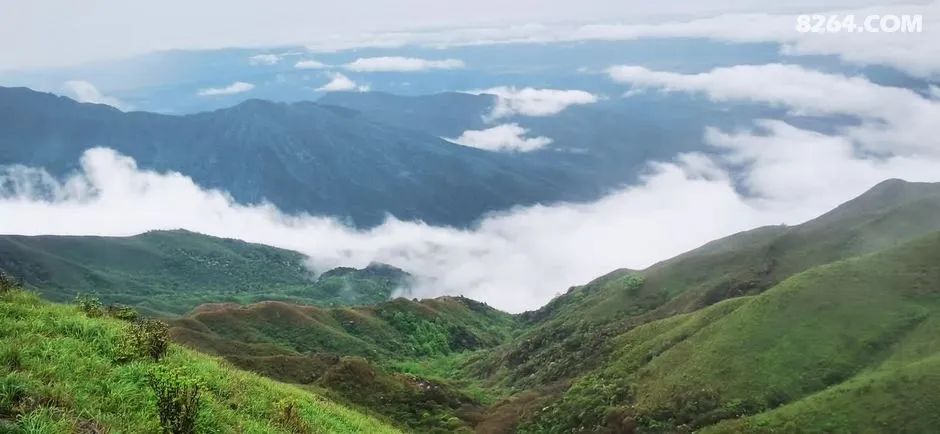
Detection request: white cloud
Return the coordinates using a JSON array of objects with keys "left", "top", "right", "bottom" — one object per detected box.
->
[
  {"left": 705, "top": 119, "right": 939, "bottom": 211},
  {"left": 608, "top": 63, "right": 940, "bottom": 156},
  {"left": 343, "top": 56, "right": 465, "bottom": 72},
  {"left": 248, "top": 54, "right": 280, "bottom": 65},
  {"left": 565, "top": 4, "right": 937, "bottom": 77},
  {"left": 196, "top": 81, "right": 255, "bottom": 96},
  {"left": 62, "top": 80, "right": 129, "bottom": 110},
  {"left": 314, "top": 72, "right": 368, "bottom": 92},
  {"left": 0, "top": 0, "right": 940, "bottom": 73},
  {"left": 469, "top": 86, "right": 599, "bottom": 121},
  {"left": 3, "top": 119, "right": 938, "bottom": 312},
  {"left": 294, "top": 59, "right": 328, "bottom": 69},
  {"left": 446, "top": 124, "right": 552, "bottom": 152}
]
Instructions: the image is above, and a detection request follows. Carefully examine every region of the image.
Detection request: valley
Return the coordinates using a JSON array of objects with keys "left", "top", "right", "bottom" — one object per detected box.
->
[{"left": 4, "top": 180, "right": 940, "bottom": 432}]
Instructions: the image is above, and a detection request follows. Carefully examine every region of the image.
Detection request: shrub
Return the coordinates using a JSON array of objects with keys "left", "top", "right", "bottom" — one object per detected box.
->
[
  {"left": 75, "top": 294, "right": 104, "bottom": 317},
  {"left": 148, "top": 366, "right": 201, "bottom": 434},
  {"left": 0, "top": 271, "right": 20, "bottom": 294},
  {"left": 117, "top": 319, "right": 170, "bottom": 362},
  {"left": 106, "top": 304, "right": 139, "bottom": 322}
]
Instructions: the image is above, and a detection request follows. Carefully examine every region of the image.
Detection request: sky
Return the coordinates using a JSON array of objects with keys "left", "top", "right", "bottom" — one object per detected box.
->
[
  {"left": 0, "top": 0, "right": 939, "bottom": 312},
  {"left": 0, "top": 0, "right": 931, "bottom": 70}
]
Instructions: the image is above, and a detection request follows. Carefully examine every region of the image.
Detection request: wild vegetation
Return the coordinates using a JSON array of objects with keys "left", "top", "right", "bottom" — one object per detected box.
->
[
  {"left": 0, "top": 230, "right": 409, "bottom": 315},
  {"left": 170, "top": 296, "right": 518, "bottom": 432},
  {"left": 4, "top": 180, "right": 940, "bottom": 432},
  {"left": 0, "top": 285, "right": 398, "bottom": 433}
]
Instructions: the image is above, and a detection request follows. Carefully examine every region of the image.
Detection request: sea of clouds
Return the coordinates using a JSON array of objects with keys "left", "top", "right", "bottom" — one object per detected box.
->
[{"left": 3, "top": 64, "right": 937, "bottom": 312}]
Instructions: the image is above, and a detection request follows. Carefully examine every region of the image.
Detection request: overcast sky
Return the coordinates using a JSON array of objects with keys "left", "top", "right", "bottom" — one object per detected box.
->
[{"left": 0, "top": 0, "right": 926, "bottom": 70}]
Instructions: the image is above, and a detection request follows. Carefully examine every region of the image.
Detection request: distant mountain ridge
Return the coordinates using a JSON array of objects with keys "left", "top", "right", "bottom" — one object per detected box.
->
[
  {"left": 0, "top": 86, "right": 603, "bottom": 227},
  {"left": 0, "top": 229, "right": 410, "bottom": 315}
]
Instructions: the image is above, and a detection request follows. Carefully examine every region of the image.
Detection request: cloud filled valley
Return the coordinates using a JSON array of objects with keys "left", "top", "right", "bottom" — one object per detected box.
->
[{"left": 4, "top": 63, "right": 938, "bottom": 312}]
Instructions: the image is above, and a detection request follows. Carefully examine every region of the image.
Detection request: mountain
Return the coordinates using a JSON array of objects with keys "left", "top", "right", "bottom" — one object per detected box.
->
[
  {"left": 319, "top": 90, "right": 780, "bottom": 193},
  {"left": 147, "top": 180, "right": 940, "bottom": 432},
  {"left": 459, "top": 180, "right": 940, "bottom": 432},
  {"left": 4, "top": 180, "right": 940, "bottom": 433},
  {"left": 0, "top": 86, "right": 602, "bottom": 227},
  {"left": 521, "top": 230, "right": 940, "bottom": 433},
  {"left": 0, "top": 230, "right": 410, "bottom": 315},
  {"left": 173, "top": 296, "right": 516, "bottom": 360},
  {"left": 170, "top": 296, "right": 517, "bottom": 432},
  {"left": 318, "top": 91, "right": 495, "bottom": 138},
  {"left": 0, "top": 286, "right": 398, "bottom": 433},
  {"left": 467, "top": 179, "right": 940, "bottom": 390}
]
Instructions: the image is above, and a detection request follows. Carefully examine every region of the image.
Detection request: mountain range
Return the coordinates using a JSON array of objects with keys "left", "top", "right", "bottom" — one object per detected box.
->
[
  {"left": 1, "top": 86, "right": 618, "bottom": 227},
  {"left": 0, "top": 86, "right": 772, "bottom": 228},
  {"left": 5, "top": 179, "right": 939, "bottom": 432},
  {"left": 0, "top": 229, "right": 410, "bottom": 315}
]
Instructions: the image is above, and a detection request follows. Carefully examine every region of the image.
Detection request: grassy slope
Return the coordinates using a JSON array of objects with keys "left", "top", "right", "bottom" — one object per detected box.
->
[
  {"left": 172, "top": 296, "right": 517, "bottom": 360},
  {"left": 554, "top": 179, "right": 940, "bottom": 326},
  {"left": 0, "top": 230, "right": 406, "bottom": 315},
  {"left": 470, "top": 180, "right": 940, "bottom": 391},
  {"left": 522, "top": 231, "right": 940, "bottom": 432},
  {"left": 0, "top": 289, "right": 398, "bottom": 433},
  {"left": 169, "top": 296, "right": 518, "bottom": 432}
]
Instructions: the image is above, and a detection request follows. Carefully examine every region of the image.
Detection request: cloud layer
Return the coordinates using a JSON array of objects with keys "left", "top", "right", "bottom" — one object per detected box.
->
[
  {"left": 294, "top": 59, "right": 328, "bottom": 69},
  {"left": 470, "top": 86, "right": 599, "bottom": 121},
  {"left": 314, "top": 72, "right": 367, "bottom": 92},
  {"left": 344, "top": 56, "right": 465, "bottom": 72},
  {"left": 62, "top": 80, "right": 129, "bottom": 110},
  {"left": 3, "top": 1, "right": 934, "bottom": 79},
  {"left": 197, "top": 81, "right": 255, "bottom": 96},
  {"left": 608, "top": 63, "right": 940, "bottom": 156},
  {"left": 3, "top": 102, "right": 938, "bottom": 313},
  {"left": 248, "top": 54, "right": 280, "bottom": 65},
  {"left": 446, "top": 124, "right": 552, "bottom": 152}
]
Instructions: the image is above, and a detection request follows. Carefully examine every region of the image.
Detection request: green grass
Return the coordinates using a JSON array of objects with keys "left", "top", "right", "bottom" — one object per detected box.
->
[
  {"left": 519, "top": 231, "right": 940, "bottom": 432},
  {"left": 169, "top": 295, "right": 518, "bottom": 432},
  {"left": 0, "top": 230, "right": 408, "bottom": 315},
  {"left": 173, "top": 296, "right": 518, "bottom": 361},
  {"left": 0, "top": 289, "right": 399, "bottom": 433},
  {"left": 470, "top": 180, "right": 940, "bottom": 393}
]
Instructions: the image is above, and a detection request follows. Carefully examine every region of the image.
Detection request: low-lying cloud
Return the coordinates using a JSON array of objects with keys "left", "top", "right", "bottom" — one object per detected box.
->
[
  {"left": 314, "top": 72, "right": 368, "bottom": 92},
  {"left": 248, "top": 54, "right": 281, "bottom": 65},
  {"left": 294, "top": 59, "right": 328, "bottom": 69},
  {"left": 3, "top": 118, "right": 937, "bottom": 312},
  {"left": 197, "top": 81, "right": 255, "bottom": 96},
  {"left": 470, "top": 86, "right": 599, "bottom": 121},
  {"left": 446, "top": 123, "right": 552, "bottom": 152},
  {"left": 344, "top": 56, "right": 465, "bottom": 72},
  {"left": 62, "top": 80, "right": 130, "bottom": 111}
]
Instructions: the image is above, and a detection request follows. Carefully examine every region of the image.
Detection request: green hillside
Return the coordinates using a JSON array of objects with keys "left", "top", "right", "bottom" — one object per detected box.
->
[
  {"left": 4, "top": 179, "right": 940, "bottom": 433},
  {"left": 468, "top": 179, "right": 940, "bottom": 390},
  {"left": 0, "top": 284, "right": 398, "bottom": 433},
  {"left": 0, "top": 230, "right": 409, "bottom": 315},
  {"left": 520, "top": 231, "right": 940, "bottom": 433},
  {"left": 170, "top": 296, "right": 518, "bottom": 432}
]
